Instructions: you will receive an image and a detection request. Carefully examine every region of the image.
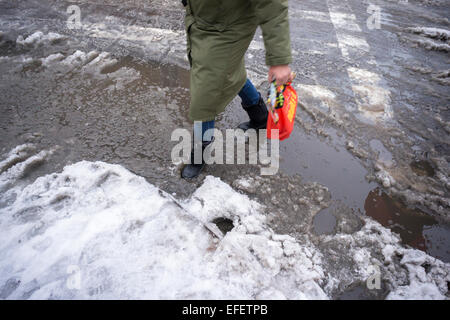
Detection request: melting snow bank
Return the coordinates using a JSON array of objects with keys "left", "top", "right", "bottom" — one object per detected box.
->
[
  {"left": 16, "top": 31, "right": 67, "bottom": 47},
  {"left": 0, "top": 160, "right": 327, "bottom": 299},
  {"left": 0, "top": 147, "right": 448, "bottom": 299},
  {"left": 321, "top": 220, "right": 449, "bottom": 299},
  {"left": 406, "top": 27, "right": 450, "bottom": 42},
  {"left": 403, "top": 26, "right": 450, "bottom": 52}
]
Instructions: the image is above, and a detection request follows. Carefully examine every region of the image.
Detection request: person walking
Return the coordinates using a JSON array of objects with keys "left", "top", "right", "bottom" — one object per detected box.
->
[{"left": 181, "top": 0, "right": 293, "bottom": 179}]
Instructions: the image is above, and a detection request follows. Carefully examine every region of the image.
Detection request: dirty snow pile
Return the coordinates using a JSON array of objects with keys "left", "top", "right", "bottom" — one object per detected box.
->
[
  {"left": 0, "top": 154, "right": 327, "bottom": 299},
  {"left": 321, "top": 219, "right": 449, "bottom": 300},
  {"left": 16, "top": 31, "right": 67, "bottom": 47},
  {"left": 0, "top": 145, "right": 448, "bottom": 300},
  {"left": 40, "top": 49, "right": 141, "bottom": 89},
  {"left": 407, "top": 27, "right": 450, "bottom": 41},
  {"left": 12, "top": 31, "right": 141, "bottom": 91},
  {"left": 404, "top": 26, "right": 450, "bottom": 52}
]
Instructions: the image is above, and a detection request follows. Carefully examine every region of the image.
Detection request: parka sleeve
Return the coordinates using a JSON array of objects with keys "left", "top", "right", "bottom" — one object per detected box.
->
[{"left": 249, "top": 0, "right": 292, "bottom": 66}]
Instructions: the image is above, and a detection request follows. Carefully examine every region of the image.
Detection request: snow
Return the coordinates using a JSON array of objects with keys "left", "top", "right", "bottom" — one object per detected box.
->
[
  {"left": 387, "top": 250, "right": 447, "bottom": 300},
  {"left": 0, "top": 147, "right": 54, "bottom": 192},
  {"left": 297, "top": 85, "right": 337, "bottom": 100},
  {"left": 60, "top": 50, "right": 98, "bottom": 67},
  {"left": 406, "top": 27, "right": 450, "bottom": 41},
  {"left": 39, "top": 49, "right": 141, "bottom": 89},
  {"left": 387, "top": 282, "right": 445, "bottom": 300},
  {"left": 1, "top": 0, "right": 449, "bottom": 299},
  {"left": 41, "top": 53, "right": 65, "bottom": 66},
  {"left": 412, "top": 38, "right": 450, "bottom": 52},
  {"left": 0, "top": 144, "right": 448, "bottom": 300},
  {"left": 0, "top": 155, "right": 328, "bottom": 299},
  {"left": 347, "top": 67, "right": 392, "bottom": 120},
  {"left": 322, "top": 219, "right": 450, "bottom": 299},
  {"left": 16, "top": 32, "right": 66, "bottom": 46},
  {"left": 0, "top": 144, "right": 35, "bottom": 173},
  {"left": 403, "top": 27, "right": 450, "bottom": 52},
  {"left": 82, "top": 22, "right": 187, "bottom": 67}
]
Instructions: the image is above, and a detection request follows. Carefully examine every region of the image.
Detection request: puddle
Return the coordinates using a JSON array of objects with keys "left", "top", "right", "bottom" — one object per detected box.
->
[
  {"left": 410, "top": 159, "right": 435, "bottom": 177},
  {"left": 313, "top": 207, "right": 337, "bottom": 235},
  {"left": 280, "top": 128, "right": 377, "bottom": 211},
  {"left": 369, "top": 139, "right": 394, "bottom": 168},
  {"left": 336, "top": 282, "right": 387, "bottom": 300},
  {"left": 0, "top": 0, "right": 449, "bottom": 300},
  {"left": 0, "top": 52, "right": 194, "bottom": 195},
  {"left": 1, "top": 29, "right": 448, "bottom": 272},
  {"left": 364, "top": 188, "right": 450, "bottom": 263}
]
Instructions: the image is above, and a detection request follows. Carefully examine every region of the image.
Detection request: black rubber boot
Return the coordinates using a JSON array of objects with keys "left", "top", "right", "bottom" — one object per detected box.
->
[
  {"left": 238, "top": 95, "right": 269, "bottom": 131},
  {"left": 181, "top": 139, "right": 213, "bottom": 179}
]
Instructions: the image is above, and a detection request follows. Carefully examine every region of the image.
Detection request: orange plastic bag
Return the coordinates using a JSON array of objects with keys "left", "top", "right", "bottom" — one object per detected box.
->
[{"left": 266, "top": 80, "right": 298, "bottom": 141}]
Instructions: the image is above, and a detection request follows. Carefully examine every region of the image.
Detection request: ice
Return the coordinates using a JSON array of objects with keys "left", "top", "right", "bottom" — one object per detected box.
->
[
  {"left": 413, "top": 39, "right": 450, "bottom": 52},
  {"left": 1, "top": 0, "right": 449, "bottom": 300},
  {"left": 297, "top": 85, "right": 337, "bottom": 101},
  {"left": 369, "top": 139, "right": 394, "bottom": 168},
  {"left": 105, "top": 67, "right": 141, "bottom": 91},
  {"left": 295, "top": 84, "right": 339, "bottom": 115},
  {"left": 16, "top": 31, "right": 44, "bottom": 45},
  {"left": 347, "top": 68, "right": 392, "bottom": 120},
  {"left": 0, "top": 159, "right": 328, "bottom": 299},
  {"left": 16, "top": 31, "right": 66, "bottom": 46},
  {"left": 387, "top": 282, "right": 445, "bottom": 300},
  {"left": 322, "top": 219, "right": 450, "bottom": 299},
  {"left": 387, "top": 249, "right": 447, "bottom": 300},
  {"left": 404, "top": 27, "right": 450, "bottom": 52},
  {"left": 0, "top": 146, "right": 54, "bottom": 192},
  {"left": 406, "top": 27, "right": 450, "bottom": 41},
  {"left": 83, "top": 22, "right": 188, "bottom": 67},
  {"left": 39, "top": 49, "right": 141, "bottom": 89},
  {"left": 0, "top": 144, "right": 35, "bottom": 174},
  {"left": 60, "top": 50, "right": 99, "bottom": 68},
  {"left": 0, "top": 161, "right": 211, "bottom": 299},
  {"left": 41, "top": 53, "right": 65, "bottom": 66},
  {"left": 0, "top": 145, "right": 448, "bottom": 300}
]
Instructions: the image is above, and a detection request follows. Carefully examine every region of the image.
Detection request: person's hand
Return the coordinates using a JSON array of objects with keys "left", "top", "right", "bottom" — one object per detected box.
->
[{"left": 268, "top": 65, "right": 293, "bottom": 86}]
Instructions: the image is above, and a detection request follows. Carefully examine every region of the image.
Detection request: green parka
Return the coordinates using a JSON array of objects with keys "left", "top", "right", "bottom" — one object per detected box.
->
[{"left": 184, "top": 0, "right": 292, "bottom": 121}]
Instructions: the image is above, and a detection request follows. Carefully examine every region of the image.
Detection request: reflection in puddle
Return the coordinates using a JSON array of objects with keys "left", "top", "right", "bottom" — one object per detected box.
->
[
  {"left": 337, "top": 282, "right": 387, "bottom": 300},
  {"left": 364, "top": 188, "right": 450, "bottom": 262},
  {"left": 280, "top": 128, "right": 377, "bottom": 211},
  {"left": 369, "top": 139, "right": 393, "bottom": 168},
  {"left": 313, "top": 207, "right": 336, "bottom": 235}
]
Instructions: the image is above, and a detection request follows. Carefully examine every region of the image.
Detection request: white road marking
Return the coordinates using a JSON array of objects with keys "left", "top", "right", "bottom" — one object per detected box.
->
[{"left": 327, "top": 0, "right": 393, "bottom": 123}]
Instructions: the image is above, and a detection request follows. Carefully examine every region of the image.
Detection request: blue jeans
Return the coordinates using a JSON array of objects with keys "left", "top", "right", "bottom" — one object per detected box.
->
[
  {"left": 196, "top": 78, "right": 260, "bottom": 141},
  {"left": 193, "top": 120, "right": 215, "bottom": 142},
  {"left": 238, "top": 78, "right": 260, "bottom": 106}
]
